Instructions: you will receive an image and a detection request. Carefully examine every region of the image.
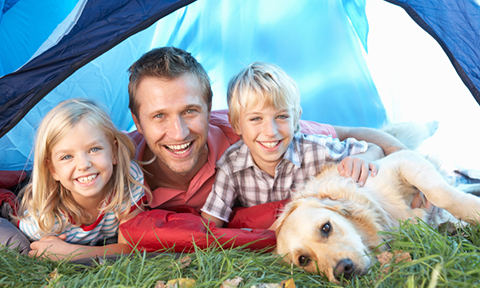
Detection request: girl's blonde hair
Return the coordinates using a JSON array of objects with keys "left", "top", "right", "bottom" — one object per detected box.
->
[
  {"left": 227, "top": 62, "right": 302, "bottom": 133},
  {"left": 16, "top": 98, "right": 150, "bottom": 236}
]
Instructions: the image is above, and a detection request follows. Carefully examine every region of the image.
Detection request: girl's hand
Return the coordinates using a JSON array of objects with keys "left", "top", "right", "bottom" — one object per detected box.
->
[{"left": 29, "top": 234, "right": 73, "bottom": 260}]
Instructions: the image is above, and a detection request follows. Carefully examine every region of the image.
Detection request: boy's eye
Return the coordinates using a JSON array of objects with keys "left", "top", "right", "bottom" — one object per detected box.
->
[{"left": 277, "top": 114, "right": 289, "bottom": 120}]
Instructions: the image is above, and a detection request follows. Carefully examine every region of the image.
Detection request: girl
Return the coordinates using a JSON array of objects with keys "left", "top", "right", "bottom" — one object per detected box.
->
[{"left": 15, "top": 98, "right": 150, "bottom": 260}]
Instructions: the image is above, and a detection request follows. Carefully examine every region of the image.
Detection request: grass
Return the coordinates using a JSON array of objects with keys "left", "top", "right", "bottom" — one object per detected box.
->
[{"left": 1, "top": 220, "right": 480, "bottom": 287}]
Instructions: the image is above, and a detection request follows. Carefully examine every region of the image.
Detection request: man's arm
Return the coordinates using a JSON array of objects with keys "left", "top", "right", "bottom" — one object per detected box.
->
[{"left": 333, "top": 126, "right": 407, "bottom": 156}]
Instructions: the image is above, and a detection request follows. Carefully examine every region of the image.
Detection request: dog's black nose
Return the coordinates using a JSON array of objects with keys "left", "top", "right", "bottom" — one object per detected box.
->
[{"left": 334, "top": 259, "right": 355, "bottom": 280}]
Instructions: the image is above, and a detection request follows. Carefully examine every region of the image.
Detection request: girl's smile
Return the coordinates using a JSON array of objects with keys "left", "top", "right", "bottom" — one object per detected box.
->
[{"left": 47, "top": 119, "right": 117, "bottom": 208}]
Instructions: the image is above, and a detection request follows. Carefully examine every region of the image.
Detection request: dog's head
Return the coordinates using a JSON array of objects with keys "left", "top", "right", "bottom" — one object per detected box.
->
[{"left": 276, "top": 178, "right": 387, "bottom": 283}]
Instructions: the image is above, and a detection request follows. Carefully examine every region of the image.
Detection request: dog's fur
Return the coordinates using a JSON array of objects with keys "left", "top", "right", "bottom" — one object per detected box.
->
[{"left": 275, "top": 122, "right": 480, "bottom": 282}]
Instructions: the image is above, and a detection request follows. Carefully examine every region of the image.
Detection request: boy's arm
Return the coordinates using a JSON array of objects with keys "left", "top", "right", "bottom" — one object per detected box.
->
[
  {"left": 333, "top": 126, "right": 407, "bottom": 156},
  {"left": 200, "top": 166, "right": 236, "bottom": 228},
  {"left": 200, "top": 211, "right": 225, "bottom": 228},
  {"left": 337, "top": 143, "right": 384, "bottom": 186}
]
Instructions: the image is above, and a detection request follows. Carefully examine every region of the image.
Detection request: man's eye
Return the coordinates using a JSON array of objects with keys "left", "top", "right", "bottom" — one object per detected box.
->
[
  {"left": 154, "top": 113, "right": 164, "bottom": 119},
  {"left": 186, "top": 109, "right": 195, "bottom": 114}
]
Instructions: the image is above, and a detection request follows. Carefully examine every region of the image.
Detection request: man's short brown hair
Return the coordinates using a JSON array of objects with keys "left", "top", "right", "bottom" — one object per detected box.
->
[{"left": 128, "top": 47, "right": 213, "bottom": 117}]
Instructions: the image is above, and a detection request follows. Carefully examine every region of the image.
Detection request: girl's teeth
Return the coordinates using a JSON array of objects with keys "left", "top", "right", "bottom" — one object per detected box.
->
[
  {"left": 261, "top": 141, "right": 279, "bottom": 148},
  {"left": 77, "top": 174, "right": 97, "bottom": 183}
]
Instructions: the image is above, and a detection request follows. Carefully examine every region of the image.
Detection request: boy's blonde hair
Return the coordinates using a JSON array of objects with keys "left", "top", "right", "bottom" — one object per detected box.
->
[
  {"left": 227, "top": 62, "right": 302, "bottom": 133},
  {"left": 16, "top": 98, "right": 150, "bottom": 236}
]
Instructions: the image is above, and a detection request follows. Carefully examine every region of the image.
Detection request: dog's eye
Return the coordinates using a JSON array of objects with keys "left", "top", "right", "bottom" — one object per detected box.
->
[
  {"left": 298, "top": 255, "right": 310, "bottom": 267},
  {"left": 321, "top": 222, "right": 332, "bottom": 236}
]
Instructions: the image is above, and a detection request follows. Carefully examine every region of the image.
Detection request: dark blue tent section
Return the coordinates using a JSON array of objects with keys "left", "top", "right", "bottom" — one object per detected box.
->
[
  {"left": 386, "top": 0, "right": 480, "bottom": 103},
  {"left": 0, "top": 0, "right": 195, "bottom": 138}
]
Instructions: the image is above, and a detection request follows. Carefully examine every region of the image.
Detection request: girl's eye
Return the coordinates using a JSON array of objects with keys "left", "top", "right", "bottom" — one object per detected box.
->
[
  {"left": 60, "top": 155, "right": 72, "bottom": 161},
  {"left": 250, "top": 117, "right": 261, "bottom": 121},
  {"left": 90, "top": 147, "right": 101, "bottom": 153}
]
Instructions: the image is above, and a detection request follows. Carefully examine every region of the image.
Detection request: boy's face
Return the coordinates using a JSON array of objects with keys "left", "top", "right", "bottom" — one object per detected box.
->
[{"left": 234, "top": 101, "right": 296, "bottom": 174}]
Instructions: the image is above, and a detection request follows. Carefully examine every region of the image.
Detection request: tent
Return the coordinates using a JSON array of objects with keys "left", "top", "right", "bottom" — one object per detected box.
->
[{"left": 1, "top": 0, "right": 479, "bottom": 173}]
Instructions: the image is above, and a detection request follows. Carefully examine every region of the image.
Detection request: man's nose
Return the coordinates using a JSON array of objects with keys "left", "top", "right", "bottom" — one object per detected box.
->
[{"left": 168, "top": 115, "right": 189, "bottom": 140}]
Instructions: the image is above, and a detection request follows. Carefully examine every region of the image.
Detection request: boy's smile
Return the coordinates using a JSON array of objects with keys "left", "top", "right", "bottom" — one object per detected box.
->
[{"left": 234, "top": 103, "right": 296, "bottom": 176}]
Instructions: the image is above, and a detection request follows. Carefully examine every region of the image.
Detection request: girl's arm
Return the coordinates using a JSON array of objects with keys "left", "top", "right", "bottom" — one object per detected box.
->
[{"left": 29, "top": 210, "right": 141, "bottom": 261}]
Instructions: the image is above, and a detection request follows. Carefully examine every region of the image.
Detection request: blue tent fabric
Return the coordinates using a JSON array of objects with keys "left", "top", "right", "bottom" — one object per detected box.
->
[
  {"left": 0, "top": 0, "right": 79, "bottom": 76},
  {"left": 0, "top": 0, "right": 479, "bottom": 171},
  {"left": 1, "top": 0, "right": 387, "bottom": 170},
  {"left": 0, "top": 0, "right": 195, "bottom": 139},
  {"left": 0, "top": 0, "right": 19, "bottom": 22},
  {"left": 386, "top": 0, "right": 480, "bottom": 105}
]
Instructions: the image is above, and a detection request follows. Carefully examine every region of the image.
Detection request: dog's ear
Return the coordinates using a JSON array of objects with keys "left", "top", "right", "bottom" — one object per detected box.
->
[
  {"left": 327, "top": 198, "right": 386, "bottom": 250},
  {"left": 319, "top": 198, "right": 352, "bottom": 217},
  {"left": 275, "top": 199, "right": 306, "bottom": 236}
]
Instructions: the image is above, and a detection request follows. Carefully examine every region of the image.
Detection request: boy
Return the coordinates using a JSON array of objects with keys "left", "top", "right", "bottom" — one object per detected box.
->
[{"left": 201, "top": 62, "right": 383, "bottom": 228}]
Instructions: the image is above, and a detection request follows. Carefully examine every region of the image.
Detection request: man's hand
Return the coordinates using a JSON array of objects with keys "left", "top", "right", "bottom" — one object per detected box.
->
[{"left": 337, "top": 156, "right": 378, "bottom": 187}]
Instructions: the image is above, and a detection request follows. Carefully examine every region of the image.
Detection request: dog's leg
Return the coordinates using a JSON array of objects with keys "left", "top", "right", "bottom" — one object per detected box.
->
[{"left": 383, "top": 150, "right": 480, "bottom": 225}]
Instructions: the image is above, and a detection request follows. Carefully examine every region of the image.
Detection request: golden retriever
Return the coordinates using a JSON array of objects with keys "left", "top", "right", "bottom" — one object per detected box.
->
[{"left": 275, "top": 123, "right": 480, "bottom": 282}]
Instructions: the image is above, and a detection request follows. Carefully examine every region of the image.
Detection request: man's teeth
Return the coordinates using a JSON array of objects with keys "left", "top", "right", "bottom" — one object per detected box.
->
[
  {"left": 77, "top": 174, "right": 97, "bottom": 183},
  {"left": 261, "top": 141, "right": 279, "bottom": 148},
  {"left": 166, "top": 142, "right": 192, "bottom": 154}
]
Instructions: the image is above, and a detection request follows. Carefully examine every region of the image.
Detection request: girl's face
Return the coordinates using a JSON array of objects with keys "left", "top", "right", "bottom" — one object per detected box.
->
[{"left": 47, "top": 119, "right": 117, "bottom": 208}]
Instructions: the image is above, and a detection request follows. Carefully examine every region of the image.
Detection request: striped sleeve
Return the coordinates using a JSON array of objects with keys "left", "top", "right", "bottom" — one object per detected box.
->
[{"left": 124, "top": 161, "right": 146, "bottom": 214}]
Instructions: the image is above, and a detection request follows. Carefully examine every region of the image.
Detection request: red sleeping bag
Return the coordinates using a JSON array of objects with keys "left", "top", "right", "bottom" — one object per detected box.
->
[
  {"left": 0, "top": 170, "right": 26, "bottom": 215},
  {"left": 120, "top": 199, "right": 289, "bottom": 253}
]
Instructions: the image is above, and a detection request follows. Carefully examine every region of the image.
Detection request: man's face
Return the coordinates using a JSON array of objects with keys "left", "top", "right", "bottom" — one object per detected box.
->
[{"left": 133, "top": 74, "right": 210, "bottom": 178}]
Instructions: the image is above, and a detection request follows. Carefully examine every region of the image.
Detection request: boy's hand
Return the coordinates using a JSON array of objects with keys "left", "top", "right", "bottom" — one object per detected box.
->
[{"left": 337, "top": 156, "right": 378, "bottom": 187}]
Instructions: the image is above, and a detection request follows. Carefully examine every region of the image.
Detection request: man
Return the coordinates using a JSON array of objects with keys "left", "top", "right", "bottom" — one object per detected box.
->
[{"left": 127, "top": 46, "right": 406, "bottom": 212}]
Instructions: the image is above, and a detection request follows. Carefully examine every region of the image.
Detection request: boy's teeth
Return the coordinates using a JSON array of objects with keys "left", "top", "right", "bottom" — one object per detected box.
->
[
  {"left": 166, "top": 142, "right": 191, "bottom": 154},
  {"left": 261, "top": 141, "right": 279, "bottom": 148},
  {"left": 77, "top": 174, "right": 97, "bottom": 183}
]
